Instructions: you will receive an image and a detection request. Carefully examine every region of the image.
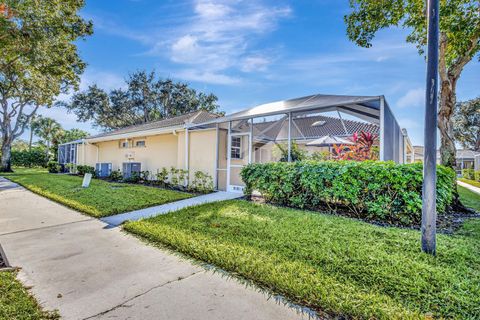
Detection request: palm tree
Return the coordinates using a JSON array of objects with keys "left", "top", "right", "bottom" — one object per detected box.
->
[
  {"left": 28, "top": 115, "right": 41, "bottom": 151},
  {"left": 33, "top": 117, "right": 63, "bottom": 161}
]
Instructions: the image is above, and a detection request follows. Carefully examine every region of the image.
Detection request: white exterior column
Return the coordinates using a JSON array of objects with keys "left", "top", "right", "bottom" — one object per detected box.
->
[
  {"left": 226, "top": 121, "right": 232, "bottom": 189},
  {"left": 185, "top": 127, "right": 189, "bottom": 186},
  {"left": 379, "top": 96, "right": 385, "bottom": 161},
  {"left": 249, "top": 118, "right": 253, "bottom": 164},
  {"left": 214, "top": 123, "right": 219, "bottom": 190},
  {"left": 287, "top": 112, "right": 292, "bottom": 162}
]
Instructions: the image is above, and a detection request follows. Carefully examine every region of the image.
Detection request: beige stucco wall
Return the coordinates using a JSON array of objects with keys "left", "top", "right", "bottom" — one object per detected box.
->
[
  {"left": 80, "top": 130, "right": 221, "bottom": 185},
  {"left": 76, "top": 143, "right": 97, "bottom": 167},
  {"left": 75, "top": 127, "right": 248, "bottom": 191},
  {"left": 88, "top": 134, "right": 179, "bottom": 174},
  {"left": 178, "top": 129, "right": 218, "bottom": 185}
]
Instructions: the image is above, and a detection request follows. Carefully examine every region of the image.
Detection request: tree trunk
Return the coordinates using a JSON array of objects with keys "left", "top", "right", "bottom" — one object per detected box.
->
[
  {"left": 45, "top": 140, "right": 50, "bottom": 162},
  {"left": 29, "top": 129, "right": 33, "bottom": 151},
  {"left": 475, "top": 133, "right": 480, "bottom": 152},
  {"left": 438, "top": 76, "right": 457, "bottom": 169},
  {"left": 1, "top": 135, "right": 13, "bottom": 172}
]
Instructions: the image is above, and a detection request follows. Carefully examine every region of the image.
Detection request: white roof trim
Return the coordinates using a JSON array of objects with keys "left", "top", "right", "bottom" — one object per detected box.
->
[
  {"left": 86, "top": 125, "right": 185, "bottom": 143},
  {"left": 189, "top": 94, "right": 382, "bottom": 127}
]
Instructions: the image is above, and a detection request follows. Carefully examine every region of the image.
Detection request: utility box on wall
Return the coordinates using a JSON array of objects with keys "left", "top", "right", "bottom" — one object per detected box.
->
[{"left": 123, "top": 162, "right": 141, "bottom": 179}]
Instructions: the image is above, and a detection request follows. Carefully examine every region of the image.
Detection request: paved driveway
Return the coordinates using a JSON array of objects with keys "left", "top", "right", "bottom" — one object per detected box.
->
[{"left": 0, "top": 178, "right": 306, "bottom": 320}]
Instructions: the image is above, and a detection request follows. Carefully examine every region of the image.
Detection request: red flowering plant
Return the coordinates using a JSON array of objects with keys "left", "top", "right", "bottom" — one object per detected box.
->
[{"left": 333, "top": 131, "right": 378, "bottom": 161}]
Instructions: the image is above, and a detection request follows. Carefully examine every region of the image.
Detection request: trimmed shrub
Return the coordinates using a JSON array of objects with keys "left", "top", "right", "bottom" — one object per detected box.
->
[
  {"left": 475, "top": 171, "right": 480, "bottom": 182},
  {"left": 241, "top": 161, "right": 456, "bottom": 225},
  {"left": 462, "top": 168, "right": 475, "bottom": 180},
  {"left": 77, "top": 165, "right": 96, "bottom": 177},
  {"left": 155, "top": 167, "right": 169, "bottom": 186},
  {"left": 108, "top": 169, "right": 123, "bottom": 182},
  {"left": 189, "top": 171, "right": 214, "bottom": 193},
  {"left": 47, "top": 161, "right": 61, "bottom": 173}
]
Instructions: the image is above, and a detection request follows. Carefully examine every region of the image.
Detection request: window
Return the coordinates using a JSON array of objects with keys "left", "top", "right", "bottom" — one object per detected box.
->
[
  {"left": 231, "top": 136, "right": 242, "bottom": 159},
  {"left": 135, "top": 140, "right": 145, "bottom": 147},
  {"left": 120, "top": 140, "right": 129, "bottom": 148}
]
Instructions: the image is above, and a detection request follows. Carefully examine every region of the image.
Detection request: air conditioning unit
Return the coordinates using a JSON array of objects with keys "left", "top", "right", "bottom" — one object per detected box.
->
[{"left": 125, "top": 151, "right": 135, "bottom": 160}]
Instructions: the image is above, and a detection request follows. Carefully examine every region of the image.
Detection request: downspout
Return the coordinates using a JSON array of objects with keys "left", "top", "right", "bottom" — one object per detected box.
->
[{"left": 83, "top": 140, "right": 86, "bottom": 165}]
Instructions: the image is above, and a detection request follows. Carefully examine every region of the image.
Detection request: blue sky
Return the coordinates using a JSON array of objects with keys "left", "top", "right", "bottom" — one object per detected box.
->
[{"left": 38, "top": 0, "right": 479, "bottom": 146}]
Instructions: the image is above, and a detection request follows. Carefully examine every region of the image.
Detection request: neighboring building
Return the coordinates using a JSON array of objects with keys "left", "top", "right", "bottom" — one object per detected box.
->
[
  {"left": 59, "top": 94, "right": 413, "bottom": 192},
  {"left": 411, "top": 146, "right": 480, "bottom": 175}
]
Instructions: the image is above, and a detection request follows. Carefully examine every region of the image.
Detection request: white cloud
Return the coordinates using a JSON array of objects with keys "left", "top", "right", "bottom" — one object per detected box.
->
[
  {"left": 165, "top": 0, "right": 291, "bottom": 83},
  {"left": 176, "top": 69, "right": 241, "bottom": 85},
  {"left": 90, "top": 1, "right": 290, "bottom": 85},
  {"left": 194, "top": 1, "right": 232, "bottom": 19},
  {"left": 397, "top": 88, "right": 424, "bottom": 108},
  {"left": 241, "top": 55, "right": 271, "bottom": 72}
]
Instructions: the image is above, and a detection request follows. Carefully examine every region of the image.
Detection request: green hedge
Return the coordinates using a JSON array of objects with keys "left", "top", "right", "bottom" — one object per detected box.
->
[
  {"left": 241, "top": 161, "right": 456, "bottom": 225},
  {"left": 11, "top": 148, "right": 47, "bottom": 167},
  {"left": 462, "top": 169, "right": 475, "bottom": 180}
]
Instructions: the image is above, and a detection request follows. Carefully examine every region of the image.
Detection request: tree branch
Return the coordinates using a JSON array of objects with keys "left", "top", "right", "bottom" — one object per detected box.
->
[
  {"left": 448, "top": 35, "right": 480, "bottom": 78},
  {"left": 439, "top": 33, "right": 448, "bottom": 83},
  {"left": 12, "top": 103, "right": 40, "bottom": 139}
]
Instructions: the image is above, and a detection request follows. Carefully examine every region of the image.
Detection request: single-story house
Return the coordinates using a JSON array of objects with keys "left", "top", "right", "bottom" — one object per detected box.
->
[
  {"left": 412, "top": 146, "right": 480, "bottom": 175},
  {"left": 59, "top": 94, "right": 413, "bottom": 192}
]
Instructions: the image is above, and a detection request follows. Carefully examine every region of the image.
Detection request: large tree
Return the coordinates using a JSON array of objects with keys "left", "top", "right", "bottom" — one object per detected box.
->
[
  {"left": 0, "top": 0, "right": 92, "bottom": 171},
  {"left": 59, "top": 128, "right": 89, "bottom": 144},
  {"left": 345, "top": 0, "right": 479, "bottom": 169},
  {"left": 60, "top": 70, "right": 221, "bottom": 131},
  {"left": 453, "top": 97, "right": 480, "bottom": 151}
]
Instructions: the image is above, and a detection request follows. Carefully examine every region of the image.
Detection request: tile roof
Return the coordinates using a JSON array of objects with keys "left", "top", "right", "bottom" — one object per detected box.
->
[
  {"left": 249, "top": 114, "right": 379, "bottom": 141},
  {"left": 87, "top": 110, "right": 220, "bottom": 140}
]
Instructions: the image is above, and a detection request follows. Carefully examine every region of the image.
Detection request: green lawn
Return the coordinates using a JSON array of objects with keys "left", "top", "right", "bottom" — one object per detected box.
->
[
  {"left": 0, "top": 270, "right": 58, "bottom": 319},
  {"left": 125, "top": 200, "right": 480, "bottom": 319},
  {"left": 459, "top": 178, "right": 480, "bottom": 188},
  {"left": 1, "top": 168, "right": 192, "bottom": 217},
  {"left": 458, "top": 185, "right": 480, "bottom": 212}
]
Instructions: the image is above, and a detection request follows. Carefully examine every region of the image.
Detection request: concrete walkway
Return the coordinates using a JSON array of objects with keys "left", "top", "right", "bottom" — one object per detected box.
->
[
  {"left": 458, "top": 180, "right": 480, "bottom": 195},
  {"left": 0, "top": 178, "right": 306, "bottom": 320},
  {"left": 102, "top": 191, "right": 242, "bottom": 226}
]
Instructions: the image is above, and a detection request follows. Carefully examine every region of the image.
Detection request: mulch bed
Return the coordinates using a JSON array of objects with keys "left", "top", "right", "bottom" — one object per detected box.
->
[{"left": 250, "top": 195, "right": 480, "bottom": 234}]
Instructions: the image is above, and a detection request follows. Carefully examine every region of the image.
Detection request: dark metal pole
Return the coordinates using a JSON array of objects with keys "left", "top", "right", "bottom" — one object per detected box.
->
[{"left": 422, "top": 0, "right": 439, "bottom": 255}]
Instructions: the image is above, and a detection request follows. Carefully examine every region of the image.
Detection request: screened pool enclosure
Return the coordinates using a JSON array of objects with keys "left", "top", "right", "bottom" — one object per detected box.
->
[{"left": 189, "top": 94, "right": 413, "bottom": 192}]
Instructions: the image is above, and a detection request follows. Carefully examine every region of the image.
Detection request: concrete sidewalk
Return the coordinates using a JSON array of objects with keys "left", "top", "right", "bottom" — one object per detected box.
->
[
  {"left": 102, "top": 191, "right": 242, "bottom": 226},
  {"left": 458, "top": 180, "right": 480, "bottom": 195},
  {"left": 0, "top": 178, "right": 306, "bottom": 320}
]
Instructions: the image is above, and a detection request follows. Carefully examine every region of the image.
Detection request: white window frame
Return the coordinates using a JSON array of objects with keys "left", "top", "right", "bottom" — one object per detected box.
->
[
  {"left": 135, "top": 140, "right": 146, "bottom": 148},
  {"left": 230, "top": 136, "right": 242, "bottom": 159},
  {"left": 119, "top": 140, "right": 129, "bottom": 149}
]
